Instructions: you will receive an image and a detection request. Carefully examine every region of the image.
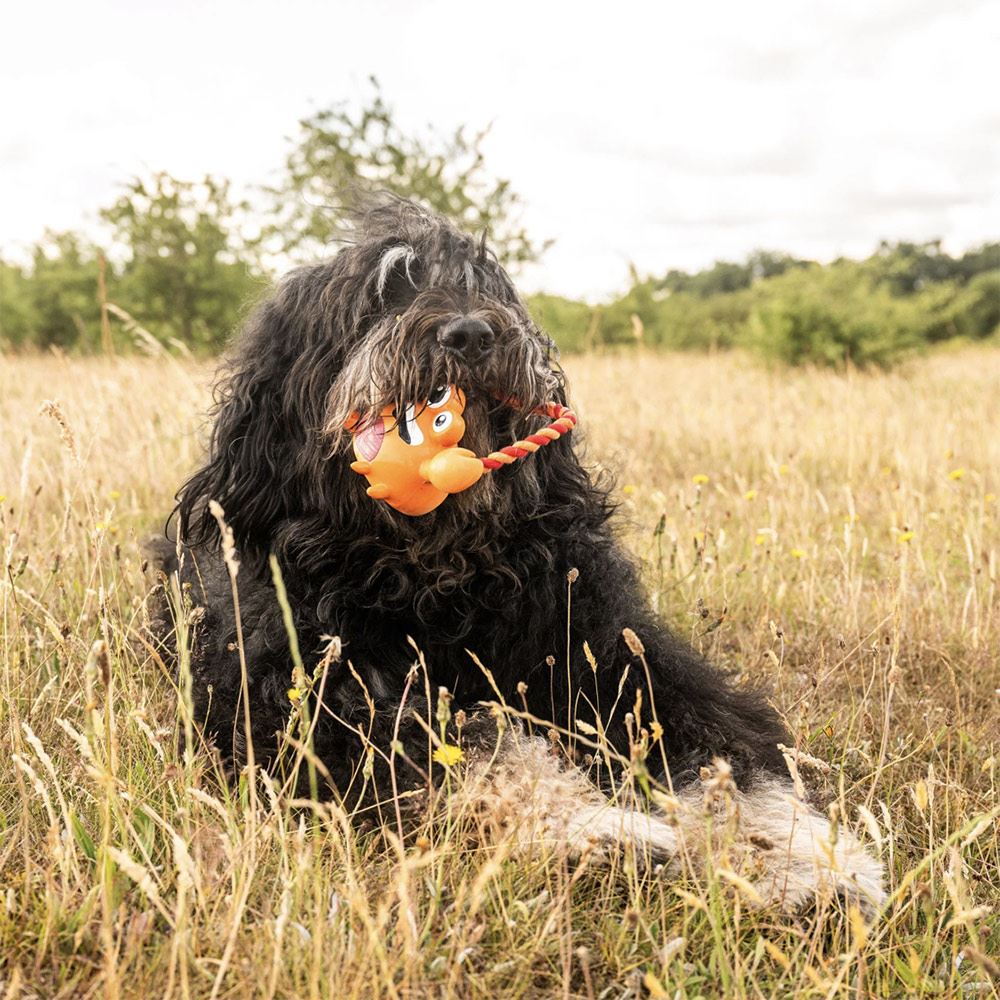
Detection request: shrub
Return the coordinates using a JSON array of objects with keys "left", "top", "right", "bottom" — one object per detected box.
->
[
  {"left": 745, "top": 263, "right": 929, "bottom": 368},
  {"left": 526, "top": 293, "right": 597, "bottom": 353}
]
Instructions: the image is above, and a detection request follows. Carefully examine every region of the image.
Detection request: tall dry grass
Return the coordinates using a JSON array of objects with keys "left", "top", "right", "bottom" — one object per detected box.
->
[{"left": 0, "top": 347, "right": 997, "bottom": 999}]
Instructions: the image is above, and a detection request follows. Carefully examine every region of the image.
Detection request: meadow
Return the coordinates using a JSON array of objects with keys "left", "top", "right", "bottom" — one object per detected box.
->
[{"left": 0, "top": 346, "right": 997, "bottom": 999}]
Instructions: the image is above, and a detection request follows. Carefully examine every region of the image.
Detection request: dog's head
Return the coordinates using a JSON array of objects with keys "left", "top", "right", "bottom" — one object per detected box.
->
[
  {"left": 323, "top": 199, "right": 561, "bottom": 443},
  {"left": 177, "top": 197, "right": 599, "bottom": 579}
]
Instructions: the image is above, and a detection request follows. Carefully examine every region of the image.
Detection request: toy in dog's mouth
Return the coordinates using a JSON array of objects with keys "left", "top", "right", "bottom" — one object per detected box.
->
[{"left": 345, "top": 385, "right": 576, "bottom": 516}]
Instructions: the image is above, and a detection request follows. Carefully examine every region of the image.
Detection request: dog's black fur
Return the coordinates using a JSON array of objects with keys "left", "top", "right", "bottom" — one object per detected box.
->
[{"left": 156, "top": 198, "right": 790, "bottom": 815}]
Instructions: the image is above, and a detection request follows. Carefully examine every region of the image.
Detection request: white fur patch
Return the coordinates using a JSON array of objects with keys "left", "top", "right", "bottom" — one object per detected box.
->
[
  {"left": 376, "top": 245, "right": 417, "bottom": 299},
  {"left": 452, "top": 732, "right": 886, "bottom": 916},
  {"left": 562, "top": 802, "right": 680, "bottom": 862},
  {"left": 723, "top": 776, "right": 886, "bottom": 913}
]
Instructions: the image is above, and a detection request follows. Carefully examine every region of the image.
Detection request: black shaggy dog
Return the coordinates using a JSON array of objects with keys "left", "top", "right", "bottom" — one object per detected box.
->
[{"left": 153, "top": 198, "right": 883, "bottom": 913}]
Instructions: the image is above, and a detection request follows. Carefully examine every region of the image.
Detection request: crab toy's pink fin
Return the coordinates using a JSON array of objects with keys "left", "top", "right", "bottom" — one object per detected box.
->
[{"left": 353, "top": 420, "right": 385, "bottom": 462}]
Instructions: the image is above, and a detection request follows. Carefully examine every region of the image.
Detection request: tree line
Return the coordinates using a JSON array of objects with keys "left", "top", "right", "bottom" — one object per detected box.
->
[
  {"left": 534, "top": 240, "right": 999, "bottom": 367},
  {"left": 1, "top": 85, "right": 997, "bottom": 367}
]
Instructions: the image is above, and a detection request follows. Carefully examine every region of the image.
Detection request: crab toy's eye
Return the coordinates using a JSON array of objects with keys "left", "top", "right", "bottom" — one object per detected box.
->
[
  {"left": 427, "top": 385, "right": 451, "bottom": 408},
  {"left": 393, "top": 404, "right": 425, "bottom": 446},
  {"left": 432, "top": 411, "right": 453, "bottom": 433}
]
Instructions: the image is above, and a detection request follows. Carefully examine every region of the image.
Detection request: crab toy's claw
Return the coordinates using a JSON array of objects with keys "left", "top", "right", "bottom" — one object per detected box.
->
[{"left": 420, "top": 447, "right": 485, "bottom": 495}]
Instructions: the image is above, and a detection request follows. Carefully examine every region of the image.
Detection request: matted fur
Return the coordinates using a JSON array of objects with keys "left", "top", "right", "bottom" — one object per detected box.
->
[
  {"left": 152, "top": 196, "right": 884, "bottom": 914},
  {"left": 451, "top": 729, "right": 884, "bottom": 913}
]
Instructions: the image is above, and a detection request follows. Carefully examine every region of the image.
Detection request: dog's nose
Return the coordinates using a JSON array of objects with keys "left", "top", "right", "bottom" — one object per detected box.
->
[{"left": 437, "top": 317, "right": 495, "bottom": 360}]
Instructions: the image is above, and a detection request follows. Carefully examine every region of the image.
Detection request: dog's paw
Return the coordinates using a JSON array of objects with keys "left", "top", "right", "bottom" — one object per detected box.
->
[
  {"left": 562, "top": 802, "right": 680, "bottom": 868},
  {"left": 733, "top": 783, "right": 887, "bottom": 917},
  {"left": 747, "top": 844, "right": 886, "bottom": 918}
]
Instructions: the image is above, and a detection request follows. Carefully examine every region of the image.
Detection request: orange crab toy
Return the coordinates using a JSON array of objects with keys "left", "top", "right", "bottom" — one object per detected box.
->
[{"left": 346, "top": 385, "right": 485, "bottom": 516}]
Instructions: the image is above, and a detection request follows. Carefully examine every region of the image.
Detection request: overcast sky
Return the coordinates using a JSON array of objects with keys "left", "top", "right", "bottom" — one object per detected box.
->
[{"left": 2, "top": 0, "right": 998, "bottom": 299}]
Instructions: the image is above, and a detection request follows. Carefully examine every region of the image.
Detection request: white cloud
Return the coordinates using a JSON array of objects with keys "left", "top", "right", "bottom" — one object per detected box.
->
[{"left": 1, "top": 0, "right": 997, "bottom": 299}]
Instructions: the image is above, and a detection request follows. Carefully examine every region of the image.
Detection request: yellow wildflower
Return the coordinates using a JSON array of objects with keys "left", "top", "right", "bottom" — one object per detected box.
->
[
  {"left": 109, "top": 490, "right": 122, "bottom": 500},
  {"left": 985, "top": 493, "right": 997, "bottom": 505},
  {"left": 789, "top": 548, "right": 807, "bottom": 559},
  {"left": 433, "top": 743, "right": 464, "bottom": 767},
  {"left": 287, "top": 687, "right": 303, "bottom": 703},
  {"left": 948, "top": 468, "right": 965, "bottom": 481},
  {"left": 692, "top": 474, "right": 709, "bottom": 486},
  {"left": 754, "top": 534, "right": 767, "bottom": 546},
  {"left": 897, "top": 531, "right": 915, "bottom": 544},
  {"left": 622, "top": 484, "right": 637, "bottom": 495},
  {"left": 778, "top": 464, "right": 790, "bottom": 476},
  {"left": 643, "top": 972, "right": 670, "bottom": 999},
  {"left": 743, "top": 490, "right": 757, "bottom": 501}
]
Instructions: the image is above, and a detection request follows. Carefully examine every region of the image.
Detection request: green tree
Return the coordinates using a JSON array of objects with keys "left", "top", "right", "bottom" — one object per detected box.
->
[
  {"left": 954, "top": 242, "right": 1000, "bottom": 283},
  {"left": 263, "top": 81, "right": 547, "bottom": 269},
  {"left": 656, "top": 250, "right": 809, "bottom": 299},
  {"left": 0, "top": 259, "right": 34, "bottom": 348},
  {"left": 867, "top": 239, "right": 956, "bottom": 294},
  {"left": 746, "top": 249, "right": 810, "bottom": 281},
  {"left": 0, "top": 233, "right": 103, "bottom": 350},
  {"left": 922, "top": 270, "right": 1000, "bottom": 343},
  {"left": 101, "top": 172, "right": 264, "bottom": 347},
  {"left": 865, "top": 240, "right": 1000, "bottom": 295}
]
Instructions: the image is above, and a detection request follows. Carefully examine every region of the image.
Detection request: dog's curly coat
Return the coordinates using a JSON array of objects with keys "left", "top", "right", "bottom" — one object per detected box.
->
[{"left": 152, "top": 198, "right": 884, "bottom": 912}]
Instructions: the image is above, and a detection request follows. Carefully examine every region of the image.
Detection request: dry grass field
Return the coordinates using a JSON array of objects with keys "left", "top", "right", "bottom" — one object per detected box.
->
[{"left": 0, "top": 347, "right": 998, "bottom": 999}]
